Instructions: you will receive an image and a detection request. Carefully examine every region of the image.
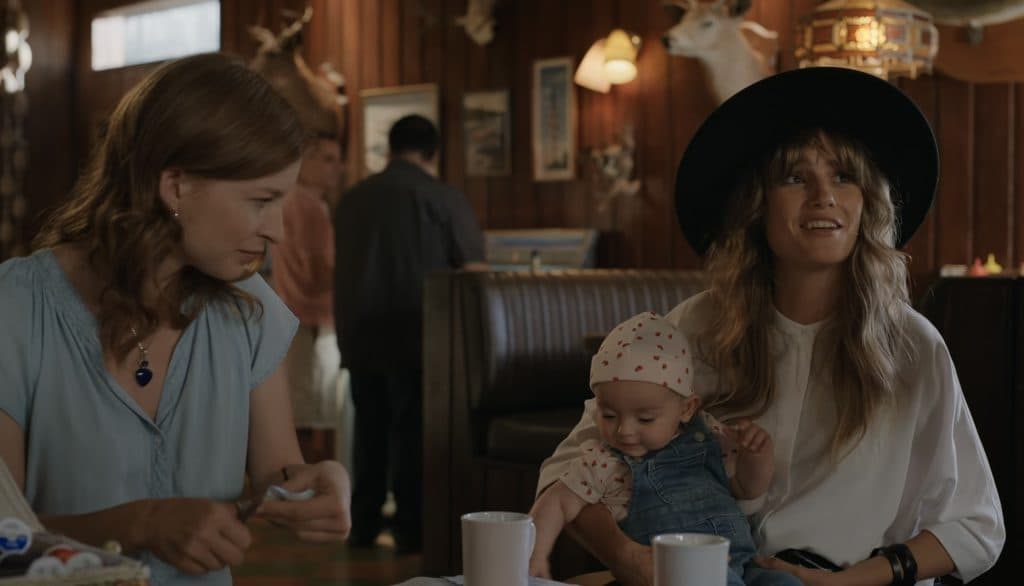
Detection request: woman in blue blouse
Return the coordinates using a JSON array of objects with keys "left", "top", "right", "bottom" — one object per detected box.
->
[{"left": 0, "top": 53, "right": 351, "bottom": 585}]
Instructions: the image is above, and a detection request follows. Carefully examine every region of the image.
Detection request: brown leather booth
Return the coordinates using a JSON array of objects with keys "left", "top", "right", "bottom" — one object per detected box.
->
[{"left": 422, "top": 269, "right": 707, "bottom": 578}]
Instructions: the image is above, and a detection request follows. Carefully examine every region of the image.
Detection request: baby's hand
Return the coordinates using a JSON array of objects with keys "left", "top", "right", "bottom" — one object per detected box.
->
[
  {"left": 726, "top": 419, "right": 775, "bottom": 499},
  {"left": 729, "top": 420, "right": 772, "bottom": 456},
  {"left": 529, "top": 554, "right": 552, "bottom": 579}
]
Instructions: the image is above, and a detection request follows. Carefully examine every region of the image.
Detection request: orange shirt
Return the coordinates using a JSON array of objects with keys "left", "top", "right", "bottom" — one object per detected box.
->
[{"left": 271, "top": 185, "right": 335, "bottom": 328}]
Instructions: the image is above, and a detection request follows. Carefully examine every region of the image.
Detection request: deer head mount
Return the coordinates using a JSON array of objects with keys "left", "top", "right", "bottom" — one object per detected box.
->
[
  {"left": 661, "top": 0, "right": 778, "bottom": 104},
  {"left": 455, "top": 0, "right": 499, "bottom": 46},
  {"left": 249, "top": 6, "right": 346, "bottom": 140}
]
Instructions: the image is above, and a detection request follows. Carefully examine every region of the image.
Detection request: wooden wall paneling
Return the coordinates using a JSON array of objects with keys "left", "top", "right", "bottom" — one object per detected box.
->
[
  {"left": 338, "top": 0, "right": 363, "bottom": 184},
  {"left": 633, "top": 1, "right": 676, "bottom": 268},
  {"left": 20, "top": 0, "right": 76, "bottom": 245},
  {"left": 442, "top": 0, "right": 468, "bottom": 194},
  {"left": 934, "top": 77, "right": 974, "bottom": 267},
  {"left": 899, "top": 76, "right": 938, "bottom": 280},
  {"left": 665, "top": 53, "right": 713, "bottom": 269},
  {"left": 535, "top": 0, "right": 570, "bottom": 230},
  {"left": 1016, "top": 84, "right": 1024, "bottom": 269},
  {"left": 934, "top": 20, "right": 1024, "bottom": 85},
  {"left": 561, "top": 0, "right": 595, "bottom": 230},
  {"left": 218, "top": 0, "right": 243, "bottom": 55},
  {"left": 380, "top": 0, "right": 403, "bottom": 88},
  {"left": 461, "top": 2, "right": 494, "bottom": 228},
  {"left": 304, "top": 0, "right": 327, "bottom": 65},
  {"left": 481, "top": 0, "right": 514, "bottom": 230},
  {"left": 509, "top": 0, "right": 536, "bottom": 228},
  {"left": 584, "top": 0, "right": 617, "bottom": 251},
  {"left": 611, "top": 0, "right": 648, "bottom": 268},
  {"left": 400, "top": 0, "right": 423, "bottom": 84},
  {"left": 75, "top": 2, "right": 149, "bottom": 174},
  {"left": 972, "top": 83, "right": 1013, "bottom": 266},
  {"left": 361, "top": 0, "right": 382, "bottom": 89},
  {"left": 421, "top": 0, "right": 444, "bottom": 84},
  {"left": 45, "top": 0, "right": 1024, "bottom": 274},
  {"left": 602, "top": 1, "right": 630, "bottom": 266}
]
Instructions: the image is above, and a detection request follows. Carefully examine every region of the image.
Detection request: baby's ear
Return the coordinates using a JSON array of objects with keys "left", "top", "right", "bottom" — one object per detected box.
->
[{"left": 679, "top": 395, "right": 702, "bottom": 423}]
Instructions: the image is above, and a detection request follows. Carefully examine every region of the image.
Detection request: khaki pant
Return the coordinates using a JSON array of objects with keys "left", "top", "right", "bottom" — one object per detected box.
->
[{"left": 283, "top": 325, "right": 355, "bottom": 471}]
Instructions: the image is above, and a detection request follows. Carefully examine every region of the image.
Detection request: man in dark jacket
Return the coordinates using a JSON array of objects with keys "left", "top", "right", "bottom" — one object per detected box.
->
[{"left": 334, "top": 115, "right": 485, "bottom": 552}]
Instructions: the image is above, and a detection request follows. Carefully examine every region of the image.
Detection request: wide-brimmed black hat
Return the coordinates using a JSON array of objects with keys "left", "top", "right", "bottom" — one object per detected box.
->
[{"left": 674, "top": 66, "right": 938, "bottom": 255}]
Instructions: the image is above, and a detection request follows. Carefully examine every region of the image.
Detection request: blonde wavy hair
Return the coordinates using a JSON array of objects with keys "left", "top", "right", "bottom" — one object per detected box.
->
[
  {"left": 700, "top": 129, "right": 913, "bottom": 459},
  {"left": 34, "top": 53, "right": 306, "bottom": 362}
]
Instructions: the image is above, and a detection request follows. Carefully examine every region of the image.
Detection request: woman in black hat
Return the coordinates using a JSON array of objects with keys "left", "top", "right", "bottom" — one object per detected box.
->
[{"left": 538, "top": 67, "right": 1003, "bottom": 586}]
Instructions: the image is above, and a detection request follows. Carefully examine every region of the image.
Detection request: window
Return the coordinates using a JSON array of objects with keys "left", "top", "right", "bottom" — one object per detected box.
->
[{"left": 91, "top": 0, "right": 220, "bottom": 71}]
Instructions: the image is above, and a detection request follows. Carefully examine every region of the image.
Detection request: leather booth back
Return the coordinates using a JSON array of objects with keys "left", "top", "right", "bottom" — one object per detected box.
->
[{"left": 457, "top": 270, "right": 707, "bottom": 415}]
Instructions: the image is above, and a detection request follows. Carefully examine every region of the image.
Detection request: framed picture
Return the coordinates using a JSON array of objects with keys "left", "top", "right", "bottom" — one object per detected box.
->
[
  {"left": 463, "top": 90, "right": 511, "bottom": 176},
  {"left": 360, "top": 83, "right": 440, "bottom": 176},
  {"left": 532, "top": 57, "right": 576, "bottom": 182}
]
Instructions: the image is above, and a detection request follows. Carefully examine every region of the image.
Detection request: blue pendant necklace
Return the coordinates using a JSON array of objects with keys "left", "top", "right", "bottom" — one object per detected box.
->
[{"left": 129, "top": 327, "right": 153, "bottom": 387}]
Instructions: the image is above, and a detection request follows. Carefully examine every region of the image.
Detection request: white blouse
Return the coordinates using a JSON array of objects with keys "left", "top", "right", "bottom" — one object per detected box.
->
[{"left": 537, "top": 292, "right": 1004, "bottom": 584}]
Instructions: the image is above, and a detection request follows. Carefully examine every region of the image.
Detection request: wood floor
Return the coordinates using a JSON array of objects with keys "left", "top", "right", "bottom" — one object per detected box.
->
[{"left": 234, "top": 521, "right": 423, "bottom": 586}]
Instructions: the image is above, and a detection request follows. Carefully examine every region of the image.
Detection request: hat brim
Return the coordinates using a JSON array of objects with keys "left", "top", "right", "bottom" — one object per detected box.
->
[{"left": 674, "top": 67, "right": 938, "bottom": 256}]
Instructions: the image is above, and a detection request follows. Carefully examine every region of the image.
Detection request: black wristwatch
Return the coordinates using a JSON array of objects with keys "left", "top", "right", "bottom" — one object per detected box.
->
[{"left": 871, "top": 544, "right": 918, "bottom": 586}]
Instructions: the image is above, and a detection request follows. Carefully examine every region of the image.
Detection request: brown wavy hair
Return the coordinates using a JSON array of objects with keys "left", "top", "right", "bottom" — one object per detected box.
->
[
  {"left": 700, "top": 129, "right": 913, "bottom": 459},
  {"left": 33, "top": 52, "right": 306, "bottom": 362}
]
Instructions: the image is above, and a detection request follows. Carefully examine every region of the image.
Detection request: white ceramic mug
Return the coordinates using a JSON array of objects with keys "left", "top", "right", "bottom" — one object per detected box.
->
[
  {"left": 461, "top": 511, "right": 536, "bottom": 586},
  {"left": 652, "top": 532, "right": 730, "bottom": 586}
]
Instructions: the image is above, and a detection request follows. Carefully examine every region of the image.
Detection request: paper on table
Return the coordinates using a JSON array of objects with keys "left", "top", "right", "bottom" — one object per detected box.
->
[
  {"left": 443, "top": 576, "right": 571, "bottom": 585},
  {"left": 0, "top": 460, "right": 41, "bottom": 533},
  {"left": 0, "top": 460, "right": 151, "bottom": 585},
  {"left": 391, "top": 577, "right": 573, "bottom": 586}
]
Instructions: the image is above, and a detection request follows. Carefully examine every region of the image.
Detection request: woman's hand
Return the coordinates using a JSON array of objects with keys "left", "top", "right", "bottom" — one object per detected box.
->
[
  {"left": 608, "top": 540, "right": 654, "bottom": 586},
  {"left": 141, "top": 498, "right": 253, "bottom": 576},
  {"left": 254, "top": 460, "right": 352, "bottom": 542},
  {"left": 757, "top": 556, "right": 846, "bottom": 586}
]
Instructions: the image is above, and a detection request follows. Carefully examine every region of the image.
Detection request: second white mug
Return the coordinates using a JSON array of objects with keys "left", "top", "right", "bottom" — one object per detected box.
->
[
  {"left": 461, "top": 511, "right": 536, "bottom": 586},
  {"left": 652, "top": 532, "right": 730, "bottom": 586}
]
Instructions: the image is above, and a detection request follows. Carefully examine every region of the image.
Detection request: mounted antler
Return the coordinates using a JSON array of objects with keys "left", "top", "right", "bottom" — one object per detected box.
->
[
  {"left": 455, "top": 0, "right": 499, "bottom": 46},
  {"left": 249, "top": 6, "right": 345, "bottom": 140}
]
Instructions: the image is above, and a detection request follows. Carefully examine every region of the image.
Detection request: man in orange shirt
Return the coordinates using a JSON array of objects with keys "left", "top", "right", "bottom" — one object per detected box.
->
[{"left": 271, "top": 137, "right": 345, "bottom": 434}]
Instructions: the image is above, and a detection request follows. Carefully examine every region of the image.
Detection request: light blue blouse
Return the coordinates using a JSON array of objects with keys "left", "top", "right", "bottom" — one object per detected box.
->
[{"left": 0, "top": 249, "right": 298, "bottom": 586}]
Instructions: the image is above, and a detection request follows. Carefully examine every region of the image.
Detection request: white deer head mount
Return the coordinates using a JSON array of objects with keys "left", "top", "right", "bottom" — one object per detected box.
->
[
  {"left": 662, "top": 0, "right": 778, "bottom": 103},
  {"left": 456, "top": 0, "right": 499, "bottom": 46}
]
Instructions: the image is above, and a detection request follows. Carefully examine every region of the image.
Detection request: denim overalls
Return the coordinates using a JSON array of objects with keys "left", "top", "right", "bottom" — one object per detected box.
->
[{"left": 616, "top": 416, "right": 803, "bottom": 586}]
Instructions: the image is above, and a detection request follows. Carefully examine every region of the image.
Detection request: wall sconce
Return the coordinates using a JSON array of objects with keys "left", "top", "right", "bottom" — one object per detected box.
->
[
  {"left": 1, "top": 0, "right": 30, "bottom": 94},
  {"left": 0, "top": 0, "right": 30, "bottom": 260},
  {"left": 795, "top": 0, "right": 938, "bottom": 80},
  {"left": 574, "top": 29, "right": 642, "bottom": 93}
]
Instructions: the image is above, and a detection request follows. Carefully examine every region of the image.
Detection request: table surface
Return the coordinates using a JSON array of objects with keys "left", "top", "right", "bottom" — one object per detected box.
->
[{"left": 393, "top": 572, "right": 617, "bottom": 586}]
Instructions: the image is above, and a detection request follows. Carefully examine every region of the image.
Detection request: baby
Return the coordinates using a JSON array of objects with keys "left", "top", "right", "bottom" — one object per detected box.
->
[{"left": 529, "top": 312, "right": 797, "bottom": 586}]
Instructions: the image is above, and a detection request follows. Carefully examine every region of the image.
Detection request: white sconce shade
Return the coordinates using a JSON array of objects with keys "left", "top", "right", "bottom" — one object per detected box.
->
[
  {"left": 574, "top": 39, "right": 610, "bottom": 93},
  {"left": 603, "top": 29, "right": 640, "bottom": 84},
  {"left": 574, "top": 29, "right": 642, "bottom": 92}
]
